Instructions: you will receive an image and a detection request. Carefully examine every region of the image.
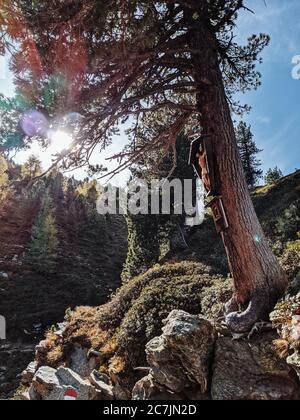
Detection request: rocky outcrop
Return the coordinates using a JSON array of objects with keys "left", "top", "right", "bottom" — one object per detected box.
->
[
  {"left": 16, "top": 309, "right": 300, "bottom": 401},
  {"left": 132, "top": 310, "right": 300, "bottom": 401},
  {"left": 132, "top": 310, "right": 217, "bottom": 400},
  {"left": 270, "top": 293, "right": 300, "bottom": 381},
  {"left": 19, "top": 366, "right": 115, "bottom": 401},
  {"left": 212, "top": 332, "right": 300, "bottom": 400}
]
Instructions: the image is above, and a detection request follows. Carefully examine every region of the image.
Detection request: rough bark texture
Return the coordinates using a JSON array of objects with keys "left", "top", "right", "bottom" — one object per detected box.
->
[{"left": 187, "top": 13, "right": 288, "bottom": 332}]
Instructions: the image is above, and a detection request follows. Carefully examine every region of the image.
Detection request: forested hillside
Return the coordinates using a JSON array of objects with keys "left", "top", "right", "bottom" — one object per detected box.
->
[{"left": 0, "top": 157, "right": 128, "bottom": 339}]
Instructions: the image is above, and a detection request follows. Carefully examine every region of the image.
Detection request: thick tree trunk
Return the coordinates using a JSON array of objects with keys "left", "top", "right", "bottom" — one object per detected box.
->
[{"left": 188, "top": 16, "right": 288, "bottom": 332}]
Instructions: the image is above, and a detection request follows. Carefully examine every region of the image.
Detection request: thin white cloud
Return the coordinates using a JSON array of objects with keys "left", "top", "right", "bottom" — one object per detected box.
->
[{"left": 255, "top": 115, "right": 271, "bottom": 124}]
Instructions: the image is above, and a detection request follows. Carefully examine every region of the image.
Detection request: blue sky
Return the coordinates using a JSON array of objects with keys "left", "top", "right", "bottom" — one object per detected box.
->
[
  {"left": 0, "top": 0, "right": 299, "bottom": 183},
  {"left": 236, "top": 0, "right": 300, "bottom": 175}
]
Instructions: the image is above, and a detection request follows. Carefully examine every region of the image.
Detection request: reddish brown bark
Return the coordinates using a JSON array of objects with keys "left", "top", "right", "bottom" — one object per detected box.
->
[{"left": 189, "top": 16, "right": 288, "bottom": 332}]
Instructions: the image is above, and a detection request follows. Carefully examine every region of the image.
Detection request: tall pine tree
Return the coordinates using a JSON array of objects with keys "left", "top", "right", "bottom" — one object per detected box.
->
[
  {"left": 122, "top": 212, "right": 160, "bottom": 282},
  {"left": 236, "top": 122, "right": 263, "bottom": 188},
  {"left": 4, "top": 0, "right": 288, "bottom": 332},
  {"left": 0, "top": 155, "right": 9, "bottom": 207},
  {"left": 26, "top": 196, "right": 58, "bottom": 274},
  {"left": 265, "top": 167, "right": 283, "bottom": 185},
  {"left": 20, "top": 155, "right": 42, "bottom": 182},
  {"left": 122, "top": 136, "right": 196, "bottom": 282}
]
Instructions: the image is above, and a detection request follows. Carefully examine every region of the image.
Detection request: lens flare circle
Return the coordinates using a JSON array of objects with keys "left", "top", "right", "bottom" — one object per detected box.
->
[{"left": 21, "top": 110, "right": 48, "bottom": 137}]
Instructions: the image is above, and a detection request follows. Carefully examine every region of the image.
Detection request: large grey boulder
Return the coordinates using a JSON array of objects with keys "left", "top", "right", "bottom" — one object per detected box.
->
[
  {"left": 30, "top": 366, "right": 103, "bottom": 400},
  {"left": 132, "top": 310, "right": 217, "bottom": 400},
  {"left": 31, "top": 367, "right": 61, "bottom": 400},
  {"left": 212, "top": 332, "right": 300, "bottom": 400},
  {"left": 147, "top": 310, "right": 217, "bottom": 393}
]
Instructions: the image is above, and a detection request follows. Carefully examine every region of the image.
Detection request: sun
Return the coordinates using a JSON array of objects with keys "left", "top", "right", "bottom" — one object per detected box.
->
[{"left": 49, "top": 130, "right": 74, "bottom": 153}]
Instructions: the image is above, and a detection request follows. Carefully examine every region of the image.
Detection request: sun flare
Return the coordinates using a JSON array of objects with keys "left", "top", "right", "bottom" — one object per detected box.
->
[{"left": 49, "top": 130, "right": 73, "bottom": 153}]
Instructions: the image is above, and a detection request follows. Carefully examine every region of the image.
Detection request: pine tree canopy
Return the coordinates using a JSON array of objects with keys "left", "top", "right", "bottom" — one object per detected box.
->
[
  {"left": 236, "top": 121, "right": 263, "bottom": 188},
  {"left": 265, "top": 166, "right": 284, "bottom": 185},
  {"left": 0, "top": 95, "right": 27, "bottom": 154},
  {"left": 0, "top": 1, "right": 269, "bottom": 174},
  {"left": 0, "top": 155, "right": 9, "bottom": 204},
  {"left": 25, "top": 196, "right": 59, "bottom": 274},
  {"left": 20, "top": 155, "right": 42, "bottom": 181}
]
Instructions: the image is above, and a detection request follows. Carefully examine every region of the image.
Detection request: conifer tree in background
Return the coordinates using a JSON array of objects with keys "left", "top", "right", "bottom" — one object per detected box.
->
[
  {"left": 122, "top": 136, "right": 195, "bottom": 281},
  {"left": 48, "top": 170, "right": 64, "bottom": 201},
  {"left": 26, "top": 196, "right": 59, "bottom": 274},
  {"left": 156, "top": 136, "right": 196, "bottom": 253},
  {"left": 265, "top": 166, "right": 283, "bottom": 185},
  {"left": 65, "top": 177, "right": 76, "bottom": 208},
  {"left": 0, "top": 95, "right": 25, "bottom": 155},
  {"left": 236, "top": 122, "right": 263, "bottom": 188},
  {"left": 122, "top": 213, "right": 159, "bottom": 282},
  {"left": 85, "top": 180, "right": 99, "bottom": 211},
  {"left": 65, "top": 177, "right": 80, "bottom": 239},
  {"left": 20, "top": 155, "right": 42, "bottom": 182},
  {"left": 0, "top": 155, "right": 9, "bottom": 206}
]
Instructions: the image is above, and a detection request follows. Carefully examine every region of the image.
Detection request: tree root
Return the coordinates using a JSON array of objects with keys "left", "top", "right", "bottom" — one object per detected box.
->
[
  {"left": 224, "top": 296, "right": 239, "bottom": 315},
  {"left": 224, "top": 290, "right": 275, "bottom": 334}
]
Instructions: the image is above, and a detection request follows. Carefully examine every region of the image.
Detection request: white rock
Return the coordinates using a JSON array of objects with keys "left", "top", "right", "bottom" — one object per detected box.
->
[
  {"left": 30, "top": 366, "right": 102, "bottom": 400},
  {"left": 32, "top": 366, "right": 62, "bottom": 399},
  {"left": 89, "top": 370, "right": 114, "bottom": 400}
]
